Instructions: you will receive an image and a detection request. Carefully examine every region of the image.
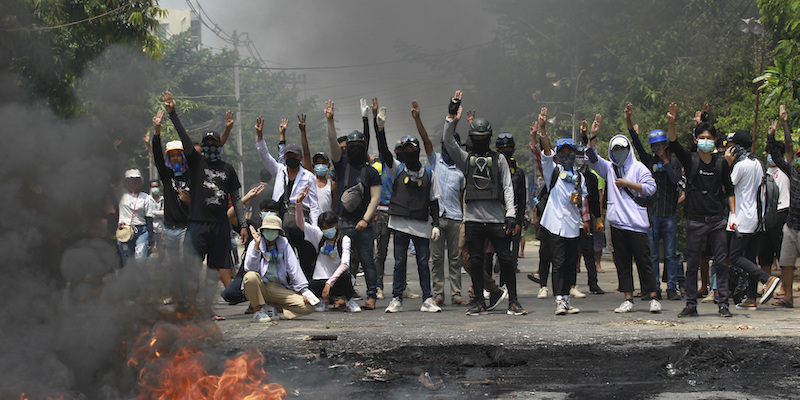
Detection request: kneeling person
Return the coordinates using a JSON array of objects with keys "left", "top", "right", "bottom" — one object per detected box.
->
[{"left": 243, "top": 215, "right": 316, "bottom": 322}]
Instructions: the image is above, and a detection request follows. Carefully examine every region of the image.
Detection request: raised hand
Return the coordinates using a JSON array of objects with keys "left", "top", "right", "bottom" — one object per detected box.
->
[
  {"left": 360, "top": 98, "right": 369, "bottom": 118},
  {"left": 780, "top": 104, "right": 789, "bottom": 125},
  {"left": 296, "top": 186, "right": 310, "bottom": 204},
  {"left": 624, "top": 102, "right": 633, "bottom": 120},
  {"left": 298, "top": 113, "right": 306, "bottom": 131},
  {"left": 255, "top": 116, "right": 264, "bottom": 137},
  {"left": 591, "top": 114, "right": 602, "bottom": 136},
  {"left": 448, "top": 90, "right": 462, "bottom": 116},
  {"left": 162, "top": 91, "right": 175, "bottom": 113},
  {"left": 467, "top": 110, "right": 476, "bottom": 124},
  {"left": 667, "top": 103, "right": 677, "bottom": 125},
  {"left": 580, "top": 120, "right": 588, "bottom": 139},
  {"left": 324, "top": 100, "right": 334, "bottom": 121},
  {"left": 693, "top": 110, "right": 703, "bottom": 127},
  {"left": 371, "top": 98, "right": 379, "bottom": 118},
  {"left": 279, "top": 118, "right": 288, "bottom": 135},
  {"left": 244, "top": 184, "right": 265, "bottom": 203},
  {"left": 455, "top": 106, "right": 463, "bottom": 123},
  {"left": 249, "top": 225, "right": 261, "bottom": 245},
  {"left": 225, "top": 111, "right": 234, "bottom": 130},
  {"left": 152, "top": 109, "right": 164, "bottom": 127},
  {"left": 633, "top": 124, "right": 639, "bottom": 135},
  {"left": 411, "top": 100, "right": 421, "bottom": 120},
  {"left": 538, "top": 107, "right": 548, "bottom": 131},
  {"left": 769, "top": 119, "right": 778, "bottom": 136},
  {"left": 377, "top": 107, "right": 387, "bottom": 129},
  {"left": 143, "top": 130, "right": 151, "bottom": 144}
]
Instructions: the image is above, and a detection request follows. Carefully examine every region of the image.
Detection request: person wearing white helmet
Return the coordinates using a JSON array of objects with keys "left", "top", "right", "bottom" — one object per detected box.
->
[{"left": 116, "top": 168, "right": 154, "bottom": 267}]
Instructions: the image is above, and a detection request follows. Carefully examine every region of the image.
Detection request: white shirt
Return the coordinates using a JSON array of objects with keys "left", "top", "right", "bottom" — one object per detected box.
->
[
  {"left": 118, "top": 192, "right": 154, "bottom": 226},
  {"left": 257, "top": 139, "right": 320, "bottom": 225},
  {"left": 317, "top": 179, "right": 333, "bottom": 213},
  {"left": 540, "top": 152, "right": 587, "bottom": 239},
  {"left": 729, "top": 158, "right": 763, "bottom": 234},
  {"left": 149, "top": 195, "right": 164, "bottom": 233},
  {"left": 386, "top": 159, "right": 437, "bottom": 239},
  {"left": 303, "top": 224, "right": 351, "bottom": 281},
  {"left": 768, "top": 165, "right": 790, "bottom": 211}
]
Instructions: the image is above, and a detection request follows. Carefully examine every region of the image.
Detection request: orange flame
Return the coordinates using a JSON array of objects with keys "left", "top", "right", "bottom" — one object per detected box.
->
[{"left": 127, "top": 321, "right": 286, "bottom": 400}]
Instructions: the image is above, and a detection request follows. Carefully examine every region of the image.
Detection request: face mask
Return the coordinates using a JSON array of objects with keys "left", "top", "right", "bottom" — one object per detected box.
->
[
  {"left": 650, "top": 142, "right": 667, "bottom": 153},
  {"left": 286, "top": 157, "right": 301, "bottom": 169},
  {"left": 314, "top": 164, "right": 329, "bottom": 177},
  {"left": 347, "top": 145, "right": 367, "bottom": 165},
  {"left": 201, "top": 145, "right": 222, "bottom": 162},
  {"left": 404, "top": 149, "right": 422, "bottom": 171},
  {"left": 322, "top": 226, "right": 337, "bottom": 239},
  {"left": 697, "top": 139, "right": 715, "bottom": 153},
  {"left": 611, "top": 149, "right": 629, "bottom": 165},
  {"left": 262, "top": 229, "right": 279, "bottom": 242},
  {"left": 501, "top": 150, "right": 514, "bottom": 162},
  {"left": 557, "top": 153, "right": 577, "bottom": 171},
  {"left": 151, "top": 188, "right": 160, "bottom": 196},
  {"left": 261, "top": 211, "right": 278, "bottom": 219},
  {"left": 471, "top": 138, "right": 490, "bottom": 155},
  {"left": 574, "top": 155, "right": 585, "bottom": 170},
  {"left": 767, "top": 154, "right": 776, "bottom": 166},
  {"left": 172, "top": 163, "right": 184, "bottom": 176}
]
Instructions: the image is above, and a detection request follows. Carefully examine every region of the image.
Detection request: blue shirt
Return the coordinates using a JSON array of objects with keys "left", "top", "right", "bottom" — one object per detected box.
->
[{"left": 430, "top": 152, "right": 465, "bottom": 221}]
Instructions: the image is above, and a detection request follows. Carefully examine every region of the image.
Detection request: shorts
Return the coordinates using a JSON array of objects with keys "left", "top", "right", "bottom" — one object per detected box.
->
[
  {"left": 187, "top": 221, "right": 232, "bottom": 269},
  {"left": 779, "top": 224, "right": 800, "bottom": 267}
]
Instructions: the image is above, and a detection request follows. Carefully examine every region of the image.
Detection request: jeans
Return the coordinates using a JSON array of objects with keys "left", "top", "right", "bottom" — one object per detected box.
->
[
  {"left": 373, "top": 210, "right": 390, "bottom": 289},
  {"left": 162, "top": 225, "right": 187, "bottom": 264},
  {"left": 340, "top": 218, "right": 378, "bottom": 300},
  {"left": 118, "top": 226, "right": 149, "bottom": 267},
  {"left": 685, "top": 219, "right": 729, "bottom": 308},
  {"left": 391, "top": 229, "right": 432, "bottom": 300},
  {"left": 430, "top": 218, "right": 463, "bottom": 301},
  {"left": 465, "top": 222, "right": 517, "bottom": 304},
  {"left": 729, "top": 232, "right": 770, "bottom": 300},
  {"left": 648, "top": 215, "right": 680, "bottom": 292}
]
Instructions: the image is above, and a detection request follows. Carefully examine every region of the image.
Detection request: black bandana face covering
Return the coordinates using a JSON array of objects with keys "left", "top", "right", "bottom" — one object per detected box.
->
[
  {"left": 201, "top": 145, "right": 221, "bottom": 162},
  {"left": 286, "top": 157, "right": 301, "bottom": 169},
  {"left": 471, "top": 138, "right": 490, "bottom": 155},
  {"left": 347, "top": 145, "right": 367, "bottom": 166},
  {"left": 557, "top": 153, "right": 576, "bottom": 171}
]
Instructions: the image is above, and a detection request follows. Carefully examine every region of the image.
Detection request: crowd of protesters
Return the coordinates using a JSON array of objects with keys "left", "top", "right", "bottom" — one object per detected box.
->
[{"left": 110, "top": 90, "right": 796, "bottom": 321}]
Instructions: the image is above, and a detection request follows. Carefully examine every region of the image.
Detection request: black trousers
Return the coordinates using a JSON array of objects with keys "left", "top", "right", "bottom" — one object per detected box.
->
[
  {"left": 611, "top": 227, "right": 657, "bottom": 294},
  {"left": 685, "top": 219, "right": 730, "bottom": 308},
  {"left": 579, "top": 225, "right": 599, "bottom": 288},
  {"left": 465, "top": 222, "right": 517, "bottom": 304},
  {"left": 729, "top": 232, "right": 770, "bottom": 300},
  {"left": 551, "top": 234, "right": 580, "bottom": 296},
  {"left": 308, "top": 271, "right": 356, "bottom": 300},
  {"left": 538, "top": 227, "right": 553, "bottom": 288}
]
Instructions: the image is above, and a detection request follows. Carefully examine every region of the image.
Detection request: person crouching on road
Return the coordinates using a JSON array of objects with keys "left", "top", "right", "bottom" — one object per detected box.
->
[
  {"left": 584, "top": 113, "right": 661, "bottom": 314},
  {"left": 243, "top": 215, "right": 315, "bottom": 323}
]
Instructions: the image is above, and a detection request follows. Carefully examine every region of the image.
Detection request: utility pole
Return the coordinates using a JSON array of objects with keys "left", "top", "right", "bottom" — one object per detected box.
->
[{"left": 233, "top": 30, "right": 244, "bottom": 196}]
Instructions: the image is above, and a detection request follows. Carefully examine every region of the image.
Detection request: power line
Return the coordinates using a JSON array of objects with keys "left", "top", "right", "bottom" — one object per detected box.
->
[{"left": 3, "top": 0, "right": 138, "bottom": 31}]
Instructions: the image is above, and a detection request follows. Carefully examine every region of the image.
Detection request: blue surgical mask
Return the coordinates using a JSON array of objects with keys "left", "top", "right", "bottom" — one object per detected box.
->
[
  {"left": 697, "top": 139, "right": 715, "bottom": 153},
  {"left": 262, "top": 230, "right": 280, "bottom": 242},
  {"left": 261, "top": 211, "right": 278, "bottom": 219},
  {"left": 150, "top": 188, "right": 160, "bottom": 196},
  {"left": 767, "top": 154, "right": 776, "bottom": 166},
  {"left": 322, "top": 226, "right": 337, "bottom": 239},
  {"left": 314, "top": 164, "right": 329, "bottom": 177}
]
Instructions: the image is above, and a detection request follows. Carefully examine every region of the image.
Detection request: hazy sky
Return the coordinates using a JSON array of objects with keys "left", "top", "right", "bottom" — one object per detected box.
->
[{"left": 159, "top": 0, "right": 497, "bottom": 146}]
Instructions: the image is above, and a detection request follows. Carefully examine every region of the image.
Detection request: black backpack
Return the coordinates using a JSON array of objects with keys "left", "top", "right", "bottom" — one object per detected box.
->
[
  {"left": 535, "top": 168, "right": 560, "bottom": 218},
  {"left": 757, "top": 168, "right": 781, "bottom": 231}
]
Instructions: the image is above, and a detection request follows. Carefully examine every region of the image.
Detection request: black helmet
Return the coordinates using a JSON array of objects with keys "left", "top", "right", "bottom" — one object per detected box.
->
[
  {"left": 495, "top": 132, "right": 515, "bottom": 149},
  {"left": 399, "top": 135, "right": 420, "bottom": 148},
  {"left": 469, "top": 118, "right": 492, "bottom": 136},
  {"left": 346, "top": 130, "right": 366, "bottom": 143}
]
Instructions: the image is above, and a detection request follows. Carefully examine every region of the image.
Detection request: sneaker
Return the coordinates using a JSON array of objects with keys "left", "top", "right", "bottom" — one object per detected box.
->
[
  {"left": 569, "top": 286, "right": 587, "bottom": 299},
  {"left": 314, "top": 300, "right": 327, "bottom": 313},
  {"left": 264, "top": 304, "right": 280, "bottom": 321},
  {"left": 614, "top": 300, "right": 635, "bottom": 313},
  {"left": 537, "top": 286, "right": 549, "bottom": 299},
  {"left": 346, "top": 298, "right": 362, "bottom": 313},
  {"left": 527, "top": 272, "right": 541, "bottom": 284},
  {"left": 420, "top": 297, "right": 443, "bottom": 313},
  {"left": 352, "top": 290, "right": 363, "bottom": 301},
  {"left": 403, "top": 287, "right": 421, "bottom": 299},
  {"left": 760, "top": 276, "right": 781, "bottom": 305},
  {"left": 252, "top": 309, "right": 271, "bottom": 323},
  {"left": 666, "top": 289, "right": 680, "bottom": 301},
  {"left": 649, "top": 299, "right": 662, "bottom": 313},
  {"left": 735, "top": 298, "right": 757, "bottom": 310},
  {"left": 466, "top": 300, "right": 487, "bottom": 316},
  {"left": 356, "top": 268, "right": 364, "bottom": 277},
  {"left": 507, "top": 301, "right": 528, "bottom": 316},
  {"left": 487, "top": 285, "right": 509, "bottom": 311},
  {"left": 718, "top": 307, "right": 733, "bottom": 318},
  {"left": 385, "top": 297, "right": 403, "bottom": 313},
  {"left": 589, "top": 285, "right": 605, "bottom": 295},
  {"left": 565, "top": 299, "right": 580, "bottom": 314},
  {"left": 677, "top": 307, "right": 698, "bottom": 318},
  {"left": 701, "top": 291, "right": 716, "bottom": 303},
  {"left": 376, "top": 287, "right": 384, "bottom": 300},
  {"left": 555, "top": 299, "right": 567, "bottom": 315}
]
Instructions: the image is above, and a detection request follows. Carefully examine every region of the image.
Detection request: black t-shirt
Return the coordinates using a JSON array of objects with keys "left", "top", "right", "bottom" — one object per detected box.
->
[
  {"left": 152, "top": 135, "right": 191, "bottom": 227},
  {"left": 669, "top": 140, "right": 732, "bottom": 219},
  {"left": 333, "top": 157, "right": 381, "bottom": 222},
  {"left": 187, "top": 156, "right": 241, "bottom": 223}
]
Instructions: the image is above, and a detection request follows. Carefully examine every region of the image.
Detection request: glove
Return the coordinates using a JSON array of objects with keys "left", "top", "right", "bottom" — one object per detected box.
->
[
  {"left": 727, "top": 212, "right": 739, "bottom": 231},
  {"left": 448, "top": 97, "right": 461, "bottom": 116},
  {"left": 377, "top": 107, "right": 386, "bottom": 129},
  {"left": 360, "top": 98, "right": 369, "bottom": 118},
  {"left": 431, "top": 226, "right": 441, "bottom": 241},
  {"left": 504, "top": 217, "right": 517, "bottom": 234}
]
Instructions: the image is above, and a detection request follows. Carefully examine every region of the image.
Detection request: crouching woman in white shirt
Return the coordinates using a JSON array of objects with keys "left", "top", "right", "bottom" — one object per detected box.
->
[
  {"left": 295, "top": 187, "right": 360, "bottom": 312},
  {"left": 243, "top": 214, "right": 316, "bottom": 323}
]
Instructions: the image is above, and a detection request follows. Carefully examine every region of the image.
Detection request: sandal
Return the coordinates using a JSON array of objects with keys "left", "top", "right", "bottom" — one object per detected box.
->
[
  {"left": 772, "top": 298, "right": 794, "bottom": 308},
  {"left": 211, "top": 314, "right": 226, "bottom": 321}
]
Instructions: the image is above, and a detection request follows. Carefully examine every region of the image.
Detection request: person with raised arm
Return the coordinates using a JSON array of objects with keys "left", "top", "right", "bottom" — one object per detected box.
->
[
  {"left": 442, "top": 91, "right": 525, "bottom": 316},
  {"left": 625, "top": 102, "right": 683, "bottom": 301},
  {"left": 325, "top": 100, "right": 383, "bottom": 310},
  {"left": 584, "top": 112, "right": 660, "bottom": 314},
  {"left": 255, "top": 116, "right": 320, "bottom": 280},
  {"left": 164, "top": 91, "right": 248, "bottom": 290}
]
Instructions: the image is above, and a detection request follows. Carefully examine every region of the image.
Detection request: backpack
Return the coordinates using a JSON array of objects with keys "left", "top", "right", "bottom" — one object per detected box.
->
[
  {"left": 313, "top": 233, "right": 345, "bottom": 270},
  {"left": 534, "top": 167, "right": 560, "bottom": 218},
  {"left": 757, "top": 169, "right": 780, "bottom": 231}
]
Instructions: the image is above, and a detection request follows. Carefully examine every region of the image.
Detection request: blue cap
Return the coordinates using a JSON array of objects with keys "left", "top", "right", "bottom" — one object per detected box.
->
[
  {"left": 648, "top": 129, "right": 667, "bottom": 145},
  {"left": 556, "top": 138, "right": 576, "bottom": 151}
]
